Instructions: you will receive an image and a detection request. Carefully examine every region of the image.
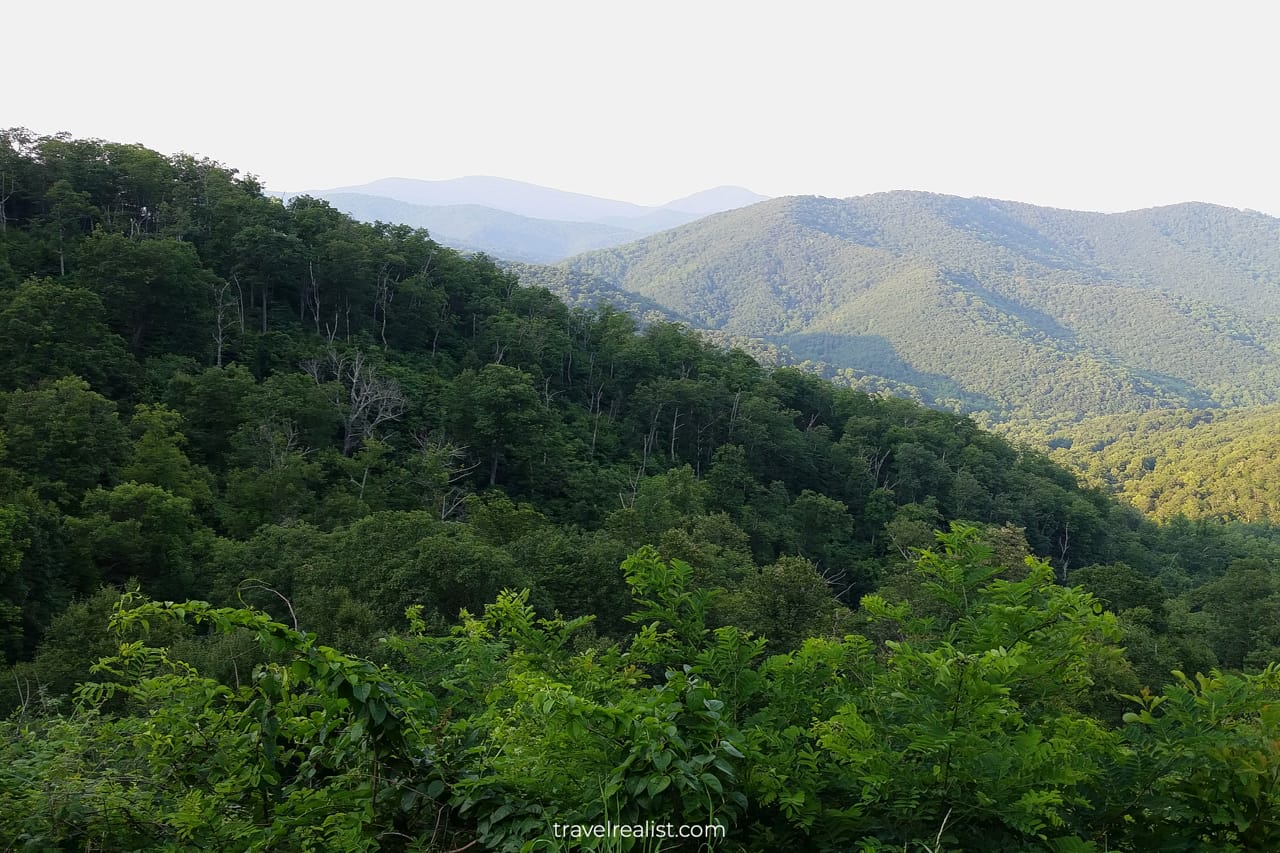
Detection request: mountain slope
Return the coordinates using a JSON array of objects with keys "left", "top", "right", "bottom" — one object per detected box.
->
[
  {"left": 529, "top": 192, "right": 1280, "bottom": 422},
  {"left": 1028, "top": 405, "right": 1280, "bottom": 523}
]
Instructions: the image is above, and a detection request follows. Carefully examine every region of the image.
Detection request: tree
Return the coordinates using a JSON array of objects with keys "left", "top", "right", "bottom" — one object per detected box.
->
[
  {"left": 70, "top": 482, "right": 200, "bottom": 600},
  {"left": 39, "top": 180, "right": 96, "bottom": 276},
  {"left": 1, "top": 376, "right": 130, "bottom": 505},
  {"left": 75, "top": 231, "right": 217, "bottom": 356},
  {"left": 302, "top": 344, "right": 406, "bottom": 456},
  {"left": 716, "top": 555, "right": 855, "bottom": 651},
  {"left": 1193, "top": 558, "right": 1280, "bottom": 669},
  {"left": 789, "top": 490, "right": 854, "bottom": 571},
  {"left": 163, "top": 364, "right": 256, "bottom": 464},
  {"left": 0, "top": 503, "right": 29, "bottom": 661},
  {"left": 0, "top": 278, "right": 135, "bottom": 394},
  {"left": 122, "top": 404, "right": 214, "bottom": 510},
  {"left": 231, "top": 223, "right": 304, "bottom": 334},
  {"left": 450, "top": 364, "right": 548, "bottom": 487}
]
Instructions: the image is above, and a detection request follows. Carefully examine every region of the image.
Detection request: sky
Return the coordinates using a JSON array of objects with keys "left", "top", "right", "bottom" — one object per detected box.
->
[{"left": 8, "top": 1, "right": 1280, "bottom": 214}]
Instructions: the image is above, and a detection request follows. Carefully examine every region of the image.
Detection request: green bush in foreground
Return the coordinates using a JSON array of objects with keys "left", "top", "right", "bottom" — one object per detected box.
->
[{"left": 4, "top": 527, "right": 1280, "bottom": 851}]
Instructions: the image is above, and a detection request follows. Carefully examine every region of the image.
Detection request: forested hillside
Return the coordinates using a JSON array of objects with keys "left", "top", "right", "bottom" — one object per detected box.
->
[
  {"left": 1018, "top": 406, "right": 1280, "bottom": 524},
  {"left": 5, "top": 130, "right": 1280, "bottom": 850},
  {"left": 530, "top": 193, "right": 1280, "bottom": 424}
]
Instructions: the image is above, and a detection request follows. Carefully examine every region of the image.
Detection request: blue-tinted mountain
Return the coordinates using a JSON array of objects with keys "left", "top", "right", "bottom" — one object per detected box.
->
[
  {"left": 299, "top": 193, "right": 640, "bottom": 263},
  {"left": 282, "top": 178, "right": 768, "bottom": 261}
]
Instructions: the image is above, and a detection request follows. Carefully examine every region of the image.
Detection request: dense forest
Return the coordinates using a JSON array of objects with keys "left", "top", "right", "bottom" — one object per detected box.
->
[
  {"left": 1013, "top": 405, "right": 1280, "bottom": 525},
  {"left": 4, "top": 130, "right": 1280, "bottom": 850}
]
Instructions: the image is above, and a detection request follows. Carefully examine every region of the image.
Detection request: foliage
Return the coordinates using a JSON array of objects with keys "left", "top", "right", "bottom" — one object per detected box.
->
[{"left": 3, "top": 537, "right": 1278, "bottom": 850}]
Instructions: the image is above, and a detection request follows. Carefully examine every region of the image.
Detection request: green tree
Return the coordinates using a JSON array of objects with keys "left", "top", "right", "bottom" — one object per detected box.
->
[
  {"left": 39, "top": 179, "right": 96, "bottom": 276},
  {"left": 450, "top": 364, "right": 549, "bottom": 487},
  {"left": 1, "top": 376, "right": 130, "bottom": 505},
  {"left": 0, "top": 278, "right": 135, "bottom": 394},
  {"left": 75, "top": 231, "right": 217, "bottom": 356},
  {"left": 70, "top": 482, "right": 201, "bottom": 601},
  {"left": 717, "top": 554, "right": 854, "bottom": 651},
  {"left": 122, "top": 404, "right": 214, "bottom": 510}
]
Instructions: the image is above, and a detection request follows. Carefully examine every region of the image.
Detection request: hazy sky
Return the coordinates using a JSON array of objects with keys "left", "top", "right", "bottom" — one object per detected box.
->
[{"left": 9, "top": 1, "right": 1279, "bottom": 214}]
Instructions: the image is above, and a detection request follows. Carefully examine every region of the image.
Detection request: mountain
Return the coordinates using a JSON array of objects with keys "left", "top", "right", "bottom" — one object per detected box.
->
[
  {"left": 282, "top": 178, "right": 769, "bottom": 261},
  {"left": 304, "top": 193, "right": 641, "bottom": 263},
  {"left": 661, "top": 185, "right": 770, "bottom": 215},
  {"left": 527, "top": 192, "right": 1280, "bottom": 423},
  {"left": 310, "top": 176, "right": 652, "bottom": 222},
  {"left": 306, "top": 177, "right": 767, "bottom": 223}
]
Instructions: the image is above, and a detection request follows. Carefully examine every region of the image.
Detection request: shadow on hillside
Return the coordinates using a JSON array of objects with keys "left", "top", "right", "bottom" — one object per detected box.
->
[
  {"left": 946, "top": 271, "right": 1080, "bottom": 345},
  {"left": 936, "top": 198, "right": 1098, "bottom": 273},
  {"left": 779, "top": 331, "right": 1001, "bottom": 412},
  {"left": 1125, "top": 369, "right": 1219, "bottom": 410}
]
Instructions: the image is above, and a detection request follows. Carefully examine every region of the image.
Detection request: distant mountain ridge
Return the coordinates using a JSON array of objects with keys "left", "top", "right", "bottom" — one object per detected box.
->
[
  {"left": 305, "top": 193, "right": 642, "bottom": 263},
  {"left": 280, "top": 177, "right": 768, "bottom": 262},
  {"left": 524, "top": 191, "right": 1280, "bottom": 424}
]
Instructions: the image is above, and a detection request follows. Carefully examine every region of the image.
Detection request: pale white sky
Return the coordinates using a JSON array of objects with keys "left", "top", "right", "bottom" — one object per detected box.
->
[{"left": 8, "top": 1, "right": 1279, "bottom": 214}]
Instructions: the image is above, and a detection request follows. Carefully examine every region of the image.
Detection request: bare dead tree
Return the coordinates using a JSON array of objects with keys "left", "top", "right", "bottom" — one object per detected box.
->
[
  {"left": 1057, "top": 519, "right": 1071, "bottom": 583},
  {"left": 230, "top": 272, "right": 246, "bottom": 335},
  {"left": 0, "top": 171, "right": 13, "bottom": 234},
  {"left": 211, "top": 278, "right": 239, "bottom": 368},
  {"left": 589, "top": 386, "right": 605, "bottom": 458},
  {"left": 303, "top": 345, "right": 406, "bottom": 456},
  {"left": 641, "top": 402, "right": 665, "bottom": 478},
  {"left": 669, "top": 405, "right": 682, "bottom": 462},
  {"left": 250, "top": 420, "right": 312, "bottom": 470},
  {"left": 620, "top": 464, "right": 644, "bottom": 509},
  {"left": 431, "top": 299, "right": 450, "bottom": 356},
  {"left": 819, "top": 565, "right": 856, "bottom": 601},
  {"left": 374, "top": 264, "right": 397, "bottom": 350},
  {"left": 865, "top": 446, "right": 893, "bottom": 488},
  {"left": 410, "top": 431, "right": 481, "bottom": 520},
  {"left": 540, "top": 375, "right": 565, "bottom": 409},
  {"left": 304, "top": 261, "right": 322, "bottom": 332},
  {"left": 237, "top": 579, "right": 301, "bottom": 633},
  {"left": 694, "top": 414, "right": 723, "bottom": 477},
  {"left": 727, "top": 390, "right": 742, "bottom": 440}
]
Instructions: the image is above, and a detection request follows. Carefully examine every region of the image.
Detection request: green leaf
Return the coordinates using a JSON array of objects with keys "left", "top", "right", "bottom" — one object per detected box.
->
[{"left": 647, "top": 775, "right": 672, "bottom": 797}]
